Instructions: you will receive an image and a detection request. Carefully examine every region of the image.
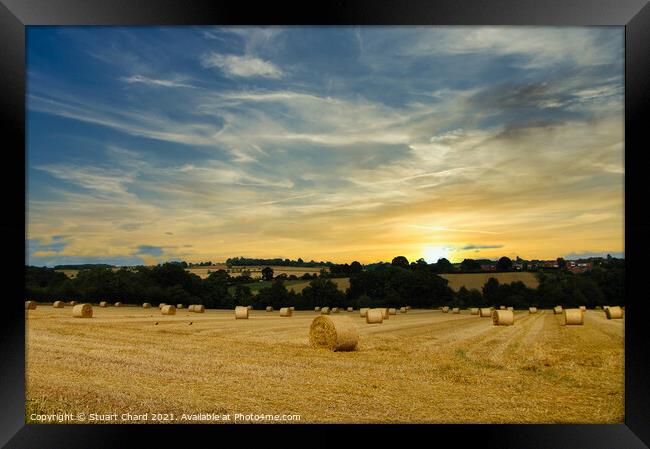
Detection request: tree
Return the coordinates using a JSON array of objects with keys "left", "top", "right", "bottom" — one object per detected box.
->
[
  {"left": 460, "top": 258, "right": 481, "bottom": 272},
  {"left": 391, "top": 256, "right": 409, "bottom": 269},
  {"left": 347, "top": 264, "right": 454, "bottom": 308},
  {"left": 482, "top": 277, "right": 500, "bottom": 305},
  {"left": 301, "top": 278, "right": 346, "bottom": 309},
  {"left": 414, "top": 258, "right": 428, "bottom": 270},
  {"left": 496, "top": 256, "right": 513, "bottom": 271},
  {"left": 233, "top": 285, "right": 253, "bottom": 307},
  {"left": 435, "top": 258, "right": 453, "bottom": 273},
  {"left": 350, "top": 261, "right": 362, "bottom": 275},
  {"left": 256, "top": 280, "right": 291, "bottom": 309},
  {"left": 261, "top": 266, "right": 274, "bottom": 281},
  {"left": 557, "top": 257, "right": 567, "bottom": 269}
]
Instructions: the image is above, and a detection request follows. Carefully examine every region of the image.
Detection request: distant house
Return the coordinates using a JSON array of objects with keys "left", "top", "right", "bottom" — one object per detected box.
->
[{"left": 567, "top": 262, "right": 593, "bottom": 274}]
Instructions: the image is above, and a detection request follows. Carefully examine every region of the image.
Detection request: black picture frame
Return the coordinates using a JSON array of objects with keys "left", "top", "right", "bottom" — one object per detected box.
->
[{"left": 2, "top": 0, "right": 648, "bottom": 447}]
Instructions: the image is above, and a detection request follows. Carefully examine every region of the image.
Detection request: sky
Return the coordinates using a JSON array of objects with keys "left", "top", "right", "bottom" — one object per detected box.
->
[{"left": 26, "top": 26, "right": 625, "bottom": 266}]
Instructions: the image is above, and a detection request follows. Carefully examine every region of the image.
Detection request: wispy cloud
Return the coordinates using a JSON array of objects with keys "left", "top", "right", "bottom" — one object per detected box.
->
[
  {"left": 120, "top": 74, "right": 198, "bottom": 89},
  {"left": 461, "top": 244, "right": 504, "bottom": 250},
  {"left": 35, "top": 163, "right": 135, "bottom": 197},
  {"left": 201, "top": 53, "right": 283, "bottom": 78}
]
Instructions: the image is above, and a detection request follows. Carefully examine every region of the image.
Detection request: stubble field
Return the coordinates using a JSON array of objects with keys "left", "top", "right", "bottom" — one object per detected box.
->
[
  {"left": 440, "top": 272, "right": 540, "bottom": 291},
  {"left": 25, "top": 306, "right": 623, "bottom": 424}
]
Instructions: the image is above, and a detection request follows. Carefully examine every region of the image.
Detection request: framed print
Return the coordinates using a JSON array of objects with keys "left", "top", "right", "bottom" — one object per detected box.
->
[{"left": 1, "top": 0, "right": 649, "bottom": 447}]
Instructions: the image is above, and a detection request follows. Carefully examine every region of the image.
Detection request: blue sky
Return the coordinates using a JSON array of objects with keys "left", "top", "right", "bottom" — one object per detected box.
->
[{"left": 26, "top": 26, "right": 624, "bottom": 266}]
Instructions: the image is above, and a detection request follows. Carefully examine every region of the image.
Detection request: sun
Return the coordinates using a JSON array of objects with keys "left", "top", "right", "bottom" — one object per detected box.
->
[{"left": 422, "top": 245, "right": 450, "bottom": 264}]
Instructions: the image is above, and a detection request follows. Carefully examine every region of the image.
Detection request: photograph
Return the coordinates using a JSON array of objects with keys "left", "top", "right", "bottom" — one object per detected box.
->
[{"left": 24, "top": 25, "right": 626, "bottom": 424}]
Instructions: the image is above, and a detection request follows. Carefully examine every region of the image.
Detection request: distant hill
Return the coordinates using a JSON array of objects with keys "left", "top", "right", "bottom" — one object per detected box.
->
[{"left": 53, "top": 264, "right": 114, "bottom": 270}]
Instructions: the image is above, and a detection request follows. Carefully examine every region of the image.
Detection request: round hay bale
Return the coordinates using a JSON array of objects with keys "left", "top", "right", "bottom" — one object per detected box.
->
[
  {"left": 366, "top": 309, "right": 383, "bottom": 324},
  {"left": 595, "top": 305, "right": 602, "bottom": 310},
  {"left": 405, "top": 306, "right": 411, "bottom": 310},
  {"left": 529, "top": 307, "right": 538, "bottom": 314},
  {"left": 331, "top": 307, "right": 339, "bottom": 313},
  {"left": 193, "top": 304, "right": 205, "bottom": 313},
  {"left": 470, "top": 308, "right": 479, "bottom": 315},
  {"left": 452, "top": 307, "right": 460, "bottom": 314},
  {"left": 99, "top": 301, "right": 107, "bottom": 307},
  {"left": 53, "top": 301, "right": 64, "bottom": 308},
  {"left": 159, "top": 303, "right": 167, "bottom": 309},
  {"left": 247, "top": 305, "right": 253, "bottom": 311},
  {"left": 381, "top": 308, "right": 389, "bottom": 320},
  {"left": 115, "top": 302, "right": 122, "bottom": 307},
  {"left": 442, "top": 306, "right": 449, "bottom": 313},
  {"left": 309, "top": 315, "right": 358, "bottom": 351},
  {"left": 69, "top": 301, "right": 77, "bottom": 306},
  {"left": 605, "top": 306, "right": 623, "bottom": 319},
  {"left": 490, "top": 306, "right": 495, "bottom": 311},
  {"left": 492, "top": 309, "right": 514, "bottom": 326},
  {"left": 480, "top": 307, "right": 493, "bottom": 318},
  {"left": 161, "top": 305, "right": 176, "bottom": 315},
  {"left": 72, "top": 303, "right": 93, "bottom": 318},
  {"left": 399, "top": 307, "right": 407, "bottom": 313},
  {"left": 507, "top": 306, "right": 514, "bottom": 311},
  {"left": 564, "top": 308, "right": 584, "bottom": 325},
  {"left": 579, "top": 305, "right": 586, "bottom": 311},
  {"left": 188, "top": 305, "right": 196, "bottom": 312},
  {"left": 143, "top": 303, "right": 151, "bottom": 309},
  {"left": 177, "top": 304, "right": 184, "bottom": 309},
  {"left": 290, "top": 306, "right": 295, "bottom": 311},
  {"left": 235, "top": 306, "right": 249, "bottom": 319},
  {"left": 388, "top": 308, "right": 397, "bottom": 315},
  {"left": 321, "top": 307, "right": 330, "bottom": 315},
  {"left": 25, "top": 300, "right": 37, "bottom": 310},
  {"left": 553, "top": 306, "right": 563, "bottom": 314},
  {"left": 360, "top": 308, "right": 369, "bottom": 318},
  {"left": 315, "top": 307, "right": 321, "bottom": 312},
  {"left": 280, "top": 307, "right": 293, "bottom": 317},
  {"left": 347, "top": 307, "right": 353, "bottom": 312},
  {"left": 499, "top": 305, "right": 506, "bottom": 310},
  {"left": 266, "top": 306, "right": 273, "bottom": 312}
]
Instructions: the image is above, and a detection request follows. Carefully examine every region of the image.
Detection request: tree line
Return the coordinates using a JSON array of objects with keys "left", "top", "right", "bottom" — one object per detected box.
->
[{"left": 25, "top": 255, "right": 623, "bottom": 310}]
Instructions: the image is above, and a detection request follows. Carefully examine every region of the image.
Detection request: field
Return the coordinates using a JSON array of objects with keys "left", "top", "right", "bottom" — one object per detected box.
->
[
  {"left": 286, "top": 277, "right": 351, "bottom": 294},
  {"left": 227, "top": 280, "right": 306, "bottom": 295},
  {"left": 188, "top": 266, "right": 326, "bottom": 280},
  {"left": 441, "top": 272, "right": 540, "bottom": 291},
  {"left": 25, "top": 306, "right": 623, "bottom": 424}
]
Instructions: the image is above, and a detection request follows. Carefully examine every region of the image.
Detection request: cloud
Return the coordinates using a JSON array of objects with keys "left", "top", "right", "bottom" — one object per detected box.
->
[
  {"left": 201, "top": 53, "right": 283, "bottom": 78},
  {"left": 27, "top": 237, "right": 69, "bottom": 255},
  {"left": 35, "top": 163, "right": 135, "bottom": 197},
  {"left": 461, "top": 244, "right": 504, "bottom": 250},
  {"left": 404, "top": 27, "right": 622, "bottom": 69},
  {"left": 120, "top": 75, "right": 198, "bottom": 89},
  {"left": 28, "top": 255, "right": 145, "bottom": 267},
  {"left": 135, "top": 245, "right": 164, "bottom": 257}
]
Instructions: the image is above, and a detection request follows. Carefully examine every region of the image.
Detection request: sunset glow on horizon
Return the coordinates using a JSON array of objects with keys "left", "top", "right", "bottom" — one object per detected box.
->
[{"left": 26, "top": 27, "right": 624, "bottom": 266}]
